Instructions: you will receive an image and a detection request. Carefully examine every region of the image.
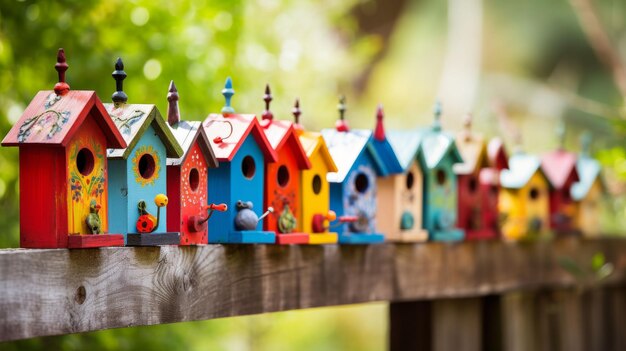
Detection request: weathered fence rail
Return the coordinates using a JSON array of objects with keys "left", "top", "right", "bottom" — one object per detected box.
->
[{"left": 1, "top": 238, "right": 625, "bottom": 349}]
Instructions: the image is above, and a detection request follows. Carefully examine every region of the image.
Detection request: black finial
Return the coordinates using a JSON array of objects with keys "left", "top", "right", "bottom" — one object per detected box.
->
[
  {"left": 293, "top": 98, "right": 301, "bottom": 125},
  {"left": 167, "top": 80, "right": 180, "bottom": 126},
  {"left": 262, "top": 84, "right": 273, "bottom": 121},
  {"left": 112, "top": 57, "right": 128, "bottom": 105},
  {"left": 54, "top": 48, "right": 70, "bottom": 95},
  {"left": 336, "top": 95, "right": 349, "bottom": 132}
]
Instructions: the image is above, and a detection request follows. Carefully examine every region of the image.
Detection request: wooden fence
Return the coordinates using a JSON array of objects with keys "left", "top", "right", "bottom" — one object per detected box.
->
[{"left": 1, "top": 238, "right": 625, "bottom": 350}]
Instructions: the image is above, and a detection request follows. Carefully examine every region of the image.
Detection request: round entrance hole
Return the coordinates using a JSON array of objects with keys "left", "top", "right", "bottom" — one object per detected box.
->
[
  {"left": 312, "top": 174, "right": 322, "bottom": 195},
  {"left": 138, "top": 154, "right": 156, "bottom": 179},
  {"left": 436, "top": 169, "right": 447, "bottom": 186},
  {"left": 468, "top": 177, "right": 478, "bottom": 193},
  {"left": 277, "top": 165, "right": 290, "bottom": 187},
  {"left": 355, "top": 173, "right": 369, "bottom": 193},
  {"left": 76, "top": 148, "right": 95, "bottom": 176},
  {"left": 406, "top": 171, "right": 415, "bottom": 190},
  {"left": 529, "top": 187, "right": 540, "bottom": 200},
  {"left": 189, "top": 168, "right": 200, "bottom": 192},
  {"left": 241, "top": 155, "right": 256, "bottom": 179}
]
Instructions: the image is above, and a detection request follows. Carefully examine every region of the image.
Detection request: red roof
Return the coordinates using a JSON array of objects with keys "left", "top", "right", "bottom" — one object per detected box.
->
[
  {"left": 541, "top": 150, "right": 579, "bottom": 190},
  {"left": 2, "top": 90, "right": 126, "bottom": 149},
  {"left": 260, "top": 119, "right": 311, "bottom": 170},
  {"left": 487, "top": 138, "right": 509, "bottom": 170},
  {"left": 202, "top": 113, "right": 278, "bottom": 162}
]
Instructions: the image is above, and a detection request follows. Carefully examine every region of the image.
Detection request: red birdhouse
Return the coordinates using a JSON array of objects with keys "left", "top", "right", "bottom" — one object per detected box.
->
[
  {"left": 454, "top": 115, "right": 508, "bottom": 240},
  {"left": 1, "top": 49, "right": 127, "bottom": 248},
  {"left": 541, "top": 149, "right": 580, "bottom": 234},
  {"left": 259, "top": 85, "right": 312, "bottom": 244}
]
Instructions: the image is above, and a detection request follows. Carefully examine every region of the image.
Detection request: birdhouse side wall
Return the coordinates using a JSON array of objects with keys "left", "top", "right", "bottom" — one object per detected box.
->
[
  {"left": 376, "top": 175, "right": 398, "bottom": 239},
  {"left": 166, "top": 166, "right": 181, "bottom": 234},
  {"left": 479, "top": 173, "right": 501, "bottom": 236},
  {"left": 423, "top": 157, "right": 458, "bottom": 233},
  {"left": 499, "top": 188, "right": 523, "bottom": 240},
  {"left": 66, "top": 115, "right": 109, "bottom": 235},
  {"left": 578, "top": 179, "right": 603, "bottom": 237},
  {"left": 19, "top": 145, "right": 68, "bottom": 248},
  {"left": 264, "top": 146, "right": 300, "bottom": 233},
  {"left": 107, "top": 158, "right": 128, "bottom": 235},
  {"left": 300, "top": 150, "right": 331, "bottom": 234},
  {"left": 124, "top": 125, "right": 168, "bottom": 234},
  {"left": 179, "top": 142, "right": 209, "bottom": 244},
  {"left": 207, "top": 162, "right": 231, "bottom": 243}
]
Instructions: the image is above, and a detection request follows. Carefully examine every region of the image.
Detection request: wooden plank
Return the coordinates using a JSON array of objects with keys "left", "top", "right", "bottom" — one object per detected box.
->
[
  {"left": 432, "top": 298, "right": 482, "bottom": 351},
  {"left": 388, "top": 300, "right": 432, "bottom": 351},
  {"left": 1, "top": 238, "right": 626, "bottom": 341},
  {"left": 501, "top": 292, "right": 538, "bottom": 351}
]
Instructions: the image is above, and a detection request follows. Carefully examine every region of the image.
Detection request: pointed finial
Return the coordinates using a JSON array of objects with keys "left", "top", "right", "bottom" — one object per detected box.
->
[
  {"left": 167, "top": 80, "right": 180, "bottom": 126},
  {"left": 221, "top": 77, "right": 235, "bottom": 116},
  {"left": 556, "top": 121, "right": 566, "bottom": 150},
  {"left": 335, "top": 95, "right": 349, "bottom": 132},
  {"left": 462, "top": 113, "right": 473, "bottom": 141},
  {"left": 373, "top": 104, "right": 386, "bottom": 141},
  {"left": 292, "top": 98, "right": 303, "bottom": 131},
  {"left": 262, "top": 84, "right": 273, "bottom": 121},
  {"left": 580, "top": 131, "right": 592, "bottom": 157},
  {"left": 111, "top": 57, "right": 128, "bottom": 106},
  {"left": 432, "top": 101, "right": 442, "bottom": 132},
  {"left": 54, "top": 48, "right": 70, "bottom": 96}
]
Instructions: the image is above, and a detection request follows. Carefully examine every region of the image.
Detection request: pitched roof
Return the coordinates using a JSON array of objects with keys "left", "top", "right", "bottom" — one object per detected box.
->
[
  {"left": 260, "top": 119, "right": 311, "bottom": 170},
  {"left": 2, "top": 90, "right": 126, "bottom": 148},
  {"left": 369, "top": 137, "right": 404, "bottom": 175},
  {"left": 105, "top": 103, "right": 183, "bottom": 159},
  {"left": 500, "top": 153, "right": 547, "bottom": 189},
  {"left": 298, "top": 131, "right": 338, "bottom": 173},
  {"left": 166, "top": 120, "right": 218, "bottom": 168},
  {"left": 453, "top": 133, "right": 488, "bottom": 175},
  {"left": 571, "top": 156, "right": 603, "bottom": 201},
  {"left": 487, "top": 138, "right": 509, "bottom": 170},
  {"left": 387, "top": 130, "right": 422, "bottom": 171},
  {"left": 541, "top": 149, "right": 579, "bottom": 190},
  {"left": 202, "top": 113, "right": 278, "bottom": 162},
  {"left": 416, "top": 128, "right": 463, "bottom": 170},
  {"left": 321, "top": 129, "right": 385, "bottom": 183}
]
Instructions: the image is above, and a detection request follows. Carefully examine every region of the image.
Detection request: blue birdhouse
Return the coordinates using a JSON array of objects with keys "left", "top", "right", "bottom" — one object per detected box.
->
[
  {"left": 104, "top": 58, "right": 183, "bottom": 246},
  {"left": 202, "top": 78, "right": 279, "bottom": 244},
  {"left": 321, "top": 99, "right": 402, "bottom": 244}
]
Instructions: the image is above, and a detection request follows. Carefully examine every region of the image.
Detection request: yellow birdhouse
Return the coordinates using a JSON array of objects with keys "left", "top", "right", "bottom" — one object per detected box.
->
[
  {"left": 571, "top": 134, "right": 605, "bottom": 238},
  {"left": 298, "top": 130, "right": 339, "bottom": 244},
  {"left": 499, "top": 153, "right": 551, "bottom": 241}
]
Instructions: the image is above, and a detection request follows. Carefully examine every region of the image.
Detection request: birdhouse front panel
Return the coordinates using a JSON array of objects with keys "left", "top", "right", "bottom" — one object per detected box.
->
[
  {"left": 423, "top": 157, "right": 460, "bottom": 238},
  {"left": 207, "top": 135, "right": 266, "bottom": 242},
  {"left": 332, "top": 151, "right": 380, "bottom": 235},
  {"left": 377, "top": 161, "right": 426, "bottom": 241},
  {"left": 265, "top": 147, "right": 300, "bottom": 234},
  {"left": 170, "top": 142, "right": 209, "bottom": 245},
  {"left": 301, "top": 146, "right": 332, "bottom": 234},
  {"left": 499, "top": 172, "right": 550, "bottom": 240},
  {"left": 66, "top": 115, "right": 109, "bottom": 235}
]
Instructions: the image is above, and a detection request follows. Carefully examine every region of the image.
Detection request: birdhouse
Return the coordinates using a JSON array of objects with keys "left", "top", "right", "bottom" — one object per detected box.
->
[
  {"left": 1, "top": 49, "right": 127, "bottom": 248},
  {"left": 541, "top": 127, "right": 580, "bottom": 235},
  {"left": 418, "top": 103, "right": 464, "bottom": 241},
  {"left": 321, "top": 97, "right": 395, "bottom": 244},
  {"left": 499, "top": 152, "right": 551, "bottom": 241},
  {"left": 453, "top": 115, "right": 509, "bottom": 240},
  {"left": 374, "top": 107, "right": 427, "bottom": 242},
  {"left": 104, "top": 58, "right": 184, "bottom": 246},
  {"left": 294, "top": 100, "right": 340, "bottom": 244},
  {"left": 259, "top": 86, "right": 312, "bottom": 245},
  {"left": 571, "top": 133, "right": 605, "bottom": 238},
  {"left": 202, "top": 78, "right": 279, "bottom": 244},
  {"left": 165, "top": 81, "right": 221, "bottom": 245}
]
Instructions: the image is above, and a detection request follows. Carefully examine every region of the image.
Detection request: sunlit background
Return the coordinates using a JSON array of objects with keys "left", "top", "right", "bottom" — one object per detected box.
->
[{"left": 1, "top": 0, "right": 625, "bottom": 349}]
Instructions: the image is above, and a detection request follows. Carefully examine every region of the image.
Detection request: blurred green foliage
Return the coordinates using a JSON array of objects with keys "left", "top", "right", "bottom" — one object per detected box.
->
[{"left": 1, "top": 0, "right": 626, "bottom": 349}]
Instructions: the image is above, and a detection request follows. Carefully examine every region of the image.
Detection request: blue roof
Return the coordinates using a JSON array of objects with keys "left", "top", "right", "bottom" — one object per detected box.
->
[
  {"left": 387, "top": 130, "right": 422, "bottom": 171},
  {"left": 370, "top": 136, "right": 404, "bottom": 175},
  {"left": 321, "top": 129, "right": 386, "bottom": 183},
  {"left": 571, "top": 156, "right": 602, "bottom": 201},
  {"left": 500, "top": 153, "right": 545, "bottom": 189},
  {"left": 416, "top": 128, "right": 462, "bottom": 169}
]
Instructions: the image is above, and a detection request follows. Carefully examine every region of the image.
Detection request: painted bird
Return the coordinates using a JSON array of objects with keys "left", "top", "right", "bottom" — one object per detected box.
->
[{"left": 85, "top": 199, "right": 102, "bottom": 234}]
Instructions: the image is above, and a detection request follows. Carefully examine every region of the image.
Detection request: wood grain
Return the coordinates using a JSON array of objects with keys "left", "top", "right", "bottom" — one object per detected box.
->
[{"left": 1, "top": 238, "right": 626, "bottom": 342}]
